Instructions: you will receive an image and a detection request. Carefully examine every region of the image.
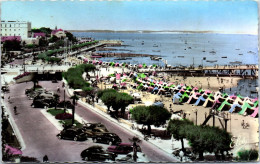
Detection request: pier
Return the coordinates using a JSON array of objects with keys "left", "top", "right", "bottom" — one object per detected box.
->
[{"left": 139, "top": 65, "right": 259, "bottom": 77}]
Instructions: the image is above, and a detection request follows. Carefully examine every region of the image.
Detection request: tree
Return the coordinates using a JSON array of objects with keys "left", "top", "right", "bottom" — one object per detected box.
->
[
  {"left": 167, "top": 119, "right": 193, "bottom": 153},
  {"left": 101, "top": 91, "right": 117, "bottom": 113},
  {"left": 65, "top": 31, "right": 77, "bottom": 43},
  {"left": 3, "top": 40, "right": 21, "bottom": 51},
  {"left": 131, "top": 105, "right": 171, "bottom": 134},
  {"left": 116, "top": 93, "right": 133, "bottom": 117},
  {"left": 185, "top": 125, "right": 232, "bottom": 160},
  {"left": 84, "top": 64, "right": 96, "bottom": 80},
  {"left": 70, "top": 95, "right": 79, "bottom": 125},
  {"left": 53, "top": 94, "right": 60, "bottom": 110},
  {"left": 129, "top": 136, "right": 142, "bottom": 162}
]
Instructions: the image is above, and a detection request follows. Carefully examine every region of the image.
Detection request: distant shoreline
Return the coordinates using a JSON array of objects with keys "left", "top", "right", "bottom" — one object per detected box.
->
[{"left": 68, "top": 30, "right": 256, "bottom": 35}]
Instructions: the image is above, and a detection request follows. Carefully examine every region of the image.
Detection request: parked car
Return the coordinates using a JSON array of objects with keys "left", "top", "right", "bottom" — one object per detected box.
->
[
  {"left": 83, "top": 128, "right": 108, "bottom": 138},
  {"left": 57, "top": 128, "right": 87, "bottom": 141},
  {"left": 31, "top": 96, "right": 56, "bottom": 108},
  {"left": 1, "top": 86, "right": 9, "bottom": 92},
  {"left": 107, "top": 143, "right": 141, "bottom": 154},
  {"left": 92, "top": 133, "right": 121, "bottom": 145},
  {"left": 81, "top": 145, "right": 117, "bottom": 161},
  {"left": 82, "top": 123, "right": 109, "bottom": 131}
]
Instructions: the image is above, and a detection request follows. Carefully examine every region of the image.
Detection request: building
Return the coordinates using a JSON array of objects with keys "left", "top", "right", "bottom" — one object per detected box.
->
[
  {"left": 1, "top": 20, "right": 31, "bottom": 39},
  {"left": 33, "top": 32, "right": 46, "bottom": 38},
  {"left": 51, "top": 29, "right": 66, "bottom": 38}
]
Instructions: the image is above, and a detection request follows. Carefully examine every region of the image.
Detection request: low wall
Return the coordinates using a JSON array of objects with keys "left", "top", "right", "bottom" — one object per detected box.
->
[{"left": 15, "top": 73, "right": 34, "bottom": 83}]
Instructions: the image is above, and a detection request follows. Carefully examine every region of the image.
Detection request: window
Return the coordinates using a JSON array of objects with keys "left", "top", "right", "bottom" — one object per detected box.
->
[
  {"left": 10, "top": 24, "right": 11, "bottom": 27},
  {"left": 5, "top": 29, "right": 7, "bottom": 31}
]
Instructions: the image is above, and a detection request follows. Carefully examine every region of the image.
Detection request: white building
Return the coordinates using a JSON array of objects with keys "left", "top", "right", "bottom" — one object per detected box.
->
[{"left": 1, "top": 20, "right": 31, "bottom": 39}]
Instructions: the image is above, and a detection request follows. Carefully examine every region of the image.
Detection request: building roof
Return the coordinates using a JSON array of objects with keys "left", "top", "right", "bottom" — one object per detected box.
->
[
  {"left": 1, "top": 36, "right": 21, "bottom": 42},
  {"left": 51, "top": 29, "right": 64, "bottom": 35},
  {"left": 33, "top": 32, "right": 46, "bottom": 38}
]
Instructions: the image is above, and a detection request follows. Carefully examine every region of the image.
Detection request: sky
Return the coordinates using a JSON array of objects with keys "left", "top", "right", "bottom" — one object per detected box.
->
[{"left": 1, "top": 0, "right": 258, "bottom": 34}]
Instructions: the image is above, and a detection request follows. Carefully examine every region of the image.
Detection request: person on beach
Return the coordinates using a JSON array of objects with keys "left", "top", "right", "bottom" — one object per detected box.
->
[{"left": 13, "top": 106, "right": 17, "bottom": 115}]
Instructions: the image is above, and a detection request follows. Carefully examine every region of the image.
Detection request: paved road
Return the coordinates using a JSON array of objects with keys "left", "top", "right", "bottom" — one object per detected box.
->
[{"left": 4, "top": 81, "right": 177, "bottom": 162}]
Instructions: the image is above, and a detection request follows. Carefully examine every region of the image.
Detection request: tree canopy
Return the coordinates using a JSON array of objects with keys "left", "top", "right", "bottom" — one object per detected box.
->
[
  {"left": 132, "top": 105, "right": 171, "bottom": 134},
  {"left": 167, "top": 119, "right": 232, "bottom": 160}
]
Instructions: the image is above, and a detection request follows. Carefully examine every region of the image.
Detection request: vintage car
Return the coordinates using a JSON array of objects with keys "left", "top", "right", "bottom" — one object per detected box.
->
[
  {"left": 80, "top": 146, "right": 117, "bottom": 161},
  {"left": 57, "top": 128, "right": 87, "bottom": 141},
  {"left": 92, "top": 133, "right": 121, "bottom": 145}
]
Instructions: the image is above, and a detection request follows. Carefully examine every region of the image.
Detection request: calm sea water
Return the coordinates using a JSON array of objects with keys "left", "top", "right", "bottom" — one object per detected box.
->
[{"left": 72, "top": 32, "right": 258, "bottom": 67}]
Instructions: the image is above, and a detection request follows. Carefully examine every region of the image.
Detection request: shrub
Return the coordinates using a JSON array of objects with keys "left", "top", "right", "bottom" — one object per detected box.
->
[
  {"left": 237, "top": 149, "right": 259, "bottom": 161},
  {"left": 55, "top": 113, "right": 73, "bottom": 120}
]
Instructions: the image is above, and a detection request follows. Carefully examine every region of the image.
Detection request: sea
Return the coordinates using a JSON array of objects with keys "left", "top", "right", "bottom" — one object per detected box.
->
[
  {"left": 72, "top": 32, "right": 258, "bottom": 67},
  {"left": 72, "top": 32, "right": 259, "bottom": 97}
]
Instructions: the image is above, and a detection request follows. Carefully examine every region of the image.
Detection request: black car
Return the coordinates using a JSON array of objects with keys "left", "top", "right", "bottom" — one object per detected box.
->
[
  {"left": 31, "top": 97, "right": 56, "bottom": 108},
  {"left": 80, "top": 146, "right": 116, "bottom": 161},
  {"left": 92, "top": 133, "right": 121, "bottom": 145},
  {"left": 57, "top": 128, "right": 87, "bottom": 141}
]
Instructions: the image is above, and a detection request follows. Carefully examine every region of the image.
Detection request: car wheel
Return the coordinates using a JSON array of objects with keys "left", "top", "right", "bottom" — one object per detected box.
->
[
  {"left": 84, "top": 157, "right": 88, "bottom": 161},
  {"left": 93, "top": 138, "right": 97, "bottom": 143},
  {"left": 58, "top": 135, "right": 62, "bottom": 139},
  {"left": 108, "top": 141, "right": 113, "bottom": 145},
  {"left": 74, "top": 137, "right": 78, "bottom": 141},
  {"left": 31, "top": 104, "right": 34, "bottom": 108}
]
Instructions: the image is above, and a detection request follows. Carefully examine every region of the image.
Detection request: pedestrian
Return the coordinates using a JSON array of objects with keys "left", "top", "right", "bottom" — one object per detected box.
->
[
  {"left": 43, "top": 155, "right": 49, "bottom": 163},
  {"left": 13, "top": 106, "right": 17, "bottom": 115},
  {"left": 57, "top": 86, "right": 60, "bottom": 93}
]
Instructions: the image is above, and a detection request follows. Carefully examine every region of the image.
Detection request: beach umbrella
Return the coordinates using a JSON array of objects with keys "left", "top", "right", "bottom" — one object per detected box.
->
[
  {"left": 138, "top": 73, "right": 146, "bottom": 79},
  {"left": 98, "top": 61, "right": 102, "bottom": 65},
  {"left": 144, "top": 77, "right": 149, "bottom": 81},
  {"left": 152, "top": 71, "right": 157, "bottom": 76},
  {"left": 153, "top": 87, "right": 159, "bottom": 91},
  {"left": 83, "top": 58, "right": 88, "bottom": 62},
  {"left": 153, "top": 64, "right": 157, "bottom": 68},
  {"left": 115, "top": 63, "right": 119, "bottom": 67},
  {"left": 193, "top": 87, "right": 198, "bottom": 91},
  {"left": 153, "top": 80, "right": 157, "bottom": 83},
  {"left": 116, "top": 73, "right": 121, "bottom": 80},
  {"left": 159, "top": 81, "right": 163, "bottom": 85},
  {"left": 138, "top": 64, "right": 143, "bottom": 68},
  {"left": 143, "top": 63, "right": 147, "bottom": 68},
  {"left": 205, "top": 90, "right": 212, "bottom": 94},
  {"left": 150, "top": 82, "right": 155, "bottom": 86},
  {"left": 92, "top": 60, "right": 96, "bottom": 64},
  {"left": 252, "top": 97, "right": 258, "bottom": 103},
  {"left": 109, "top": 73, "right": 115, "bottom": 77},
  {"left": 121, "top": 82, "right": 126, "bottom": 86}
]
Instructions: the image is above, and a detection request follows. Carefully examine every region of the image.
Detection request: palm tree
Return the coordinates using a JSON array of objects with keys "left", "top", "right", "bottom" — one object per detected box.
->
[
  {"left": 129, "top": 136, "right": 142, "bottom": 162},
  {"left": 70, "top": 94, "right": 79, "bottom": 125}
]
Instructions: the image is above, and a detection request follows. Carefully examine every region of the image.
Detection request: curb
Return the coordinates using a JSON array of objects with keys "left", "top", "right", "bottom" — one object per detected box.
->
[{"left": 1, "top": 99, "right": 26, "bottom": 151}]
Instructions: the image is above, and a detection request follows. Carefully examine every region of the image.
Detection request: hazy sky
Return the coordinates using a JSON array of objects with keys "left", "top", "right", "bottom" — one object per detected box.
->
[{"left": 1, "top": 0, "right": 258, "bottom": 34}]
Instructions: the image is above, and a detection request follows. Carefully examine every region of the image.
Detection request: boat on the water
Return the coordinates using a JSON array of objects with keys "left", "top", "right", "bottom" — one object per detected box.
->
[
  {"left": 239, "top": 54, "right": 243, "bottom": 55},
  {"left": 114, "top": 57, "right": 132, "bottom": 60},
  {"left": 229, "top": 61, "right": 242, "bottom": 64},
  {"left": 150, "top": 56, "right": 161, "bottom": 61},
  {"left": 153, "top": 44, "right": 158, "bottom": 47},
  {"left": 177, "top": 56, "right": 185, "bottom": 58},
  {"left": 209, "top": 51, "right": 216, "bottom": 54},
  {"left": 221, "top": 56, "right": 227, "bottom": 58},
  {"left": 152, "top": 50, "right": 161, "bottom": 52},
  {"left": 206, "top": 60, "right": 218, "bottom": 63}
]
